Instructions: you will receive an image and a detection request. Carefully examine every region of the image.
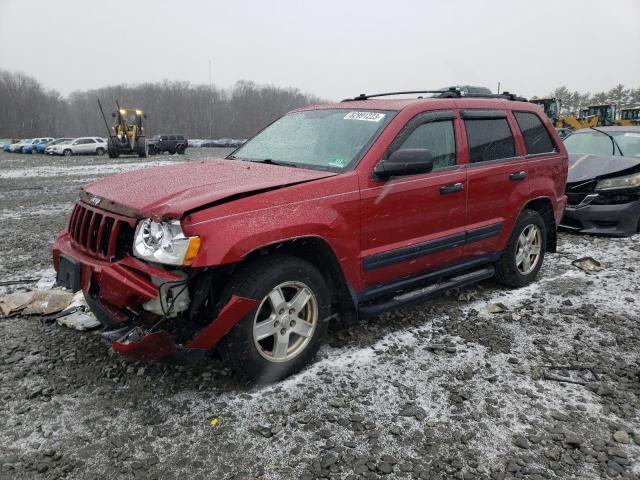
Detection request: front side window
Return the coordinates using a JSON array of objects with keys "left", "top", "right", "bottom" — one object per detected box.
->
[
  {"left": 395, "top": 120, "right": 456, "bottom": 170},
  {"left": 514, "top": 112, "right": 555, "bottom": 155},
  {"left": 465, "top": 118, "right": 516, "bottom": 162},
  {"left": 231, "top": 109, "right": 396, "bottom": 171}
]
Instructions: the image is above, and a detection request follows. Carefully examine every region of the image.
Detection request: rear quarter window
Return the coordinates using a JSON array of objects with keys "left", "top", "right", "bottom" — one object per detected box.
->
[
  {"left": 514, "top": 111, "right": 555, "bottom": 154},
  {"left": 464, "top": 118, "right": 516, "bottom": 162}
]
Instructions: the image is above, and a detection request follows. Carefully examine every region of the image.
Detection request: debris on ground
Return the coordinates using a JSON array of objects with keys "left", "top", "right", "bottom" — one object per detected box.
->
[
  {"left": 571, "top": 256, "right": 605, "bottom": 273},
  {"left": 0, "top": 278, "right": 39, "bottom": 287},
  {"left": 21, "top": 290, "right": 74, "bottom": 315},
  {"left": 1, "top": 289, "right": 74, "bottom": 317},
  {"left": 482, "top": 302, "right": 507, "bottom": 314},
  {"left": 57, "top": 310, "right": 100, "bottom": 331},
  {"left": 0, "top": 291, "right": 37, "bottom": 316}
]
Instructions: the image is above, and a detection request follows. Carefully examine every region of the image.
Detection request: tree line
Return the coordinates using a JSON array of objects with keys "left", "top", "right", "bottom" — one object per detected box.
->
[
  {"left": 0, "top": 69, "right": 323, "bottom": 139},
  {"left": 533, "top": 84, "right": 640, "bottom": 115},
  {"left": 2, "top": 68, "right": 639, "bottom": 139}
]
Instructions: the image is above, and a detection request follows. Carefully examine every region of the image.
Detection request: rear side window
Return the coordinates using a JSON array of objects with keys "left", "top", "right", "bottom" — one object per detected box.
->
[
  {"left": 169, "top": 135, "right": 176, "bottom": 141},
  {"left": 465, "top": 119, "right": 516, "bottom": 162},
  {"left": 397, "top": 120, "right": 456, "bottom": 170},
  {"left": 514, "top": 112, "right": 555, "bottom": 154}
]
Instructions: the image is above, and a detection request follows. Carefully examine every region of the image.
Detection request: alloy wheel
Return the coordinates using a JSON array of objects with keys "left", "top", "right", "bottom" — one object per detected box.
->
[
  {"left": 515, "top": 224, "right": 542, "bottom": 275},
  {"left": 252, "top": 281, "right": 318, "bottom": 362}
]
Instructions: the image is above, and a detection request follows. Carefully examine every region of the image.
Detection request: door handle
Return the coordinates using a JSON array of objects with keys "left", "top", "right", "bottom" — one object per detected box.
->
[
  {"left": 440, "top": 182, "right": 464, "bottom": 195},
  {"left": 509, "top": 171, "right": 528, "bottom": 181}
]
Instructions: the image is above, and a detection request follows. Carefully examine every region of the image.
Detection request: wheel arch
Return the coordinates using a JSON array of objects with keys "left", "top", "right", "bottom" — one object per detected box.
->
[
  {"left": 520, "top": 196, "right": 557, "bottom": 252},
  {"left": 242, "top": 236, "right": 357, "bottom": 313}
]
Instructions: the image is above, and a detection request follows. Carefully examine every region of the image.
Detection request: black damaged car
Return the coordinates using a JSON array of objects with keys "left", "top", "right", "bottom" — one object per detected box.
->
[{"left": 561, "top": 126, "right": 640, "bottom": 236}]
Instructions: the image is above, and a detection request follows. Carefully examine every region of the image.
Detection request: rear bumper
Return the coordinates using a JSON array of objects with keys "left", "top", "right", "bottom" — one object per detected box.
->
[
  {"left": 560, "top": 199, "right": 640, "bottom": 237},
  {"left": 53, "top": 232, "right": 259, "bottom": 361}
]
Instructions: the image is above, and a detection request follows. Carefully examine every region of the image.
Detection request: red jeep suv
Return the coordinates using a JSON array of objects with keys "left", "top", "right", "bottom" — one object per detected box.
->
[{"left": 53, "top": 89, "right": 568, "bottom": 382}]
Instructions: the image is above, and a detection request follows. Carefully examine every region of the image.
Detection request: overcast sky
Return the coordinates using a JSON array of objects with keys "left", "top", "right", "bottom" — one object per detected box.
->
[{"left": 1, "top": 0, "right": 638, "bottom": 101}]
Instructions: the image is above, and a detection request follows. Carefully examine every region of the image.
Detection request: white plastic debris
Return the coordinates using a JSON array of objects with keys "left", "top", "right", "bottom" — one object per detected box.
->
[{"left": 57, "top": 311, "right": 100, "bottom": 331}]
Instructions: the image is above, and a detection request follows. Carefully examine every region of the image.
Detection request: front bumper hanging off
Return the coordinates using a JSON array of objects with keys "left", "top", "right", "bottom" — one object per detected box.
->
[{"left": 53, "top": 232, "right": 259, "bottom": 362}]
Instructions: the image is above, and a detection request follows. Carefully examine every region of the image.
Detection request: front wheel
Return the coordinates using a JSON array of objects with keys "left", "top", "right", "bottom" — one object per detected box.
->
[
  {"left": 136, "top": 137, "right": 148, "bottom": 158},
  {"left": 96, "top": 147, "right": 105, "bottom": 156},
  {"left": 217, "top": 255, "right": 331, "bottom": 383},
  {"left": 63, "top": 149, "right": 73, "bottom": 156},
  {"left": 495, "top": 209, "right": 546, "bottom": 288}
]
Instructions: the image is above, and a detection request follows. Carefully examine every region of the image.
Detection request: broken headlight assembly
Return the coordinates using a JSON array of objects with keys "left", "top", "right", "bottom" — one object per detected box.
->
[
  {"left": 133, "top": 219, "right": 201, "bottom": 266},
  {"left": 595, "top": 172, "right": 640, "bottom": 191}
]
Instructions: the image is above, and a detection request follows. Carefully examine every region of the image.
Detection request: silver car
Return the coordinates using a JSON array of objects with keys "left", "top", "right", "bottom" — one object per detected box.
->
[{"left": 46, "top": 137, "right": 107, "bottom": 156}]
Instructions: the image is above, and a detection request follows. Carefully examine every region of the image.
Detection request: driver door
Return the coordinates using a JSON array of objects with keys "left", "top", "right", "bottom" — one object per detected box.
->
[{"left": 359, "top": 111, "right": 467, "bottom": 288}]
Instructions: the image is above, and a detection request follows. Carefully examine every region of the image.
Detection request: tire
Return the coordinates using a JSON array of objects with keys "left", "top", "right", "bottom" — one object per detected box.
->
[
  {"left": 176, "top": 144, "right": 186, "bottom": 154},
  {"left": 96, "top": 147, "right": 105, "bottom": 156},
  {"left": 495, "top": 209, "right": 546, "bottom": 288},
  {"left": 136, "top": 137, "right": 148, "bottom": 158},
  {"left": 217, "top": 255, "right": 331, "bottom": 383},
  {"left": 107, "top": 138, "right": 119, "bottom": 159},
  {"left": 63, "top": 149, "right": 73, "bottom": 156}
]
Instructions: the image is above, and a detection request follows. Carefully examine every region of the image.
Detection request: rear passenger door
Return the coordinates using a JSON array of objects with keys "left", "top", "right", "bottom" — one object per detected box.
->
[
  {"left": 461, "top": 110, "right": 529, "bottom": 259},
  {"left": 513, "top": 111, "right": 564, "bottom": 217}
]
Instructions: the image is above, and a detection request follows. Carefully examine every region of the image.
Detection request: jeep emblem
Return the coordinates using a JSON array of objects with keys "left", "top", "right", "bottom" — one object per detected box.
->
[{"left": 90, "top": 196, "right": 101, "bottom": 206}]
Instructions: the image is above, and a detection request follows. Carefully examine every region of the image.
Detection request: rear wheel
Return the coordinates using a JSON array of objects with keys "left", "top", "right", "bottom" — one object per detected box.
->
[
  {"left": 217, "top": 255, "right": 331, "bottom": 383},
  {"left": 496, "top": 209, "right": 546, "bottom": 288},
  {"left": 63, "top": 149, "right": 73, "bottom": 156}
]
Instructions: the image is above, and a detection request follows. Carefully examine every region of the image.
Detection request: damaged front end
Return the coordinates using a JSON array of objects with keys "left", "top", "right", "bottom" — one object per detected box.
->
[
  {"left": 53, "top": 200, "right": 258, "bottom": 362},
  {"left": 561, "top": 154, "right": 640, "bottom": 236}
]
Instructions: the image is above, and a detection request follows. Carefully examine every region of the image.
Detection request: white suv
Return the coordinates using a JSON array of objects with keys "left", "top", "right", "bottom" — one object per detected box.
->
[{"left": 46, "top": 137, "right": 107, "bottom": 156}]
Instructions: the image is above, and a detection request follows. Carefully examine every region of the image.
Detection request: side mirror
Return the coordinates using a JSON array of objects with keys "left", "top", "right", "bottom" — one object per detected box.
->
[{"left": 374, "top": 149, "right": 434, "bottom": 178}]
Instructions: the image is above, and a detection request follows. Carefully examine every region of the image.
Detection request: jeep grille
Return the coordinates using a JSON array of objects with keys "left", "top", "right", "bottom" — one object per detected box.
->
[{"left": 68, "top": 203, "right": 136, "bottom": 261}]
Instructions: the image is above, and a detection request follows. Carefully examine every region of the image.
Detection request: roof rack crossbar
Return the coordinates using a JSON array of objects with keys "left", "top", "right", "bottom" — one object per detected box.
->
[{"left": 341, "top": 88, "right": 527, "bottom": 102}]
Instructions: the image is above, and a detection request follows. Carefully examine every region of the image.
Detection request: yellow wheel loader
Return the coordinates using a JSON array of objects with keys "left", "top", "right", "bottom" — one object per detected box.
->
[
  {"left": 620, "top": 107, "right": 640, "bottom": 126},
  {"left": 530, "top": 97, "right": 594, "bottom": 130},
  {"left": 98, "top": 99, "right": 148, "bottom": 158}
]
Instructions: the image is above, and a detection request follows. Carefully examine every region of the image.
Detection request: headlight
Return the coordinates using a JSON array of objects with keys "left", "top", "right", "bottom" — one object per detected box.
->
[
  {"left": 595, "top": 172, "right": 640, "bottom": 191},
  {"left": 133, "top": 219, "right": 201, "bottom": 265}
]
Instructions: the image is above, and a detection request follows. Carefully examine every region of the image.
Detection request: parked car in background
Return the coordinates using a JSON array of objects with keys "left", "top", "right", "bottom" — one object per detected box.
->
[
  {"left": 148, "top": 134, "right": 188, "bottom": 154},
  {"left": 0, "top": 139, "right": 15, "bottom": 149},
  {"left": 9, "top": 139, "right": 31, "bottom": 152},
  {"left": 46, "top": 137, "right": 107, "bottom": 156},
  {"left": 561, "top": 126, "right": 640, "bottom": 236},
  {"left": 22, "top": 137, "right": 54, "bottom": 153},
  {"left": 36, "top": 138, "right": 73, "bottom": 154}
]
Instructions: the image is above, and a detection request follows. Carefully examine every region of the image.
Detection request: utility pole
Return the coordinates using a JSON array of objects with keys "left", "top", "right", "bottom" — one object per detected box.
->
[
  {"left": 497, "top": 81, "right": 501, "bottom": 94},
  {"left": 209, "top": 59, "right": 214, "bottom": 139}
]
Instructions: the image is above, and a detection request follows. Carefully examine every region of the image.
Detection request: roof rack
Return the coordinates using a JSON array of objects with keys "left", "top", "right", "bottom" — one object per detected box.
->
[{"left": 341, "top": 87, "right": 527, "bottom": 102}]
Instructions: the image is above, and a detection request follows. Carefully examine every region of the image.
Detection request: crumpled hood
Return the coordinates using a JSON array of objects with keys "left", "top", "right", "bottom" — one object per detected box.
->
[
  {"left": 568, "top": 153, "right": 640, "bottom": 183},
  {"left": 83, "top": 158, "right": 337, "bottom": 219}
]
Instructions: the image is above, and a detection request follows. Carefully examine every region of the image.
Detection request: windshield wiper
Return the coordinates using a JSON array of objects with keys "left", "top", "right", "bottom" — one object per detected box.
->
[
  {"left": 590, "top": 127, "right": 625, "bottom": 156},
  {"left": 251, "top": 158, "right": 299, "bottom": 168}
]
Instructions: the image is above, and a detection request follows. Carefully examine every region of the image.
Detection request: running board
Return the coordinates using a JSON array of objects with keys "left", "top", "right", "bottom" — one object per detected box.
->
[{"left": 358, "top": 266, "right": 495, "bottom": 318}]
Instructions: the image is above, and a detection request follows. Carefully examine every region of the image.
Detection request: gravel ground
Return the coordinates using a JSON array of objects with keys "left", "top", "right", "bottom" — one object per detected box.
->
[{"left": 1, "top": 150, "right": 639, "bottom": 480}]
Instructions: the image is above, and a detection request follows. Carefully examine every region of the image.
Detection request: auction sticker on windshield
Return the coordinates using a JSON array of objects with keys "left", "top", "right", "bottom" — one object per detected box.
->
[{"left": 344, "top": 111, "right": 386, "bottom": 122}]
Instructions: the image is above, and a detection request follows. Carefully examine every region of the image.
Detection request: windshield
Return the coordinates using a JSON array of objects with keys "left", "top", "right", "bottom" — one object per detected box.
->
[
  {"left": 230, "top": 109, "right": 395, "bottom": 171},
  {"left": 564, "top": 130, "right": 640, "bottom": 158}
]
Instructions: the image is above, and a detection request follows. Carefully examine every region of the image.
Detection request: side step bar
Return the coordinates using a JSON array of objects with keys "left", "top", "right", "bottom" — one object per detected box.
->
[{"left": 358, "top": 266, "right": 495, "bottom": 318}]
